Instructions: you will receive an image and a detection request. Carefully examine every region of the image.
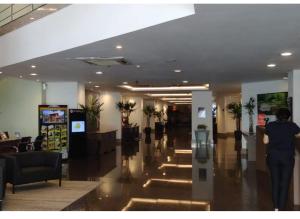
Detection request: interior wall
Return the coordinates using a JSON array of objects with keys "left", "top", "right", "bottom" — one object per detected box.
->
[
  {"left": 192, "top": 91, "right": 213, "bottom": 141},
  {"left": 0, "top": 77, "right": 42, "bottom": 137},
  {"left": 46, "top": 82, "right": 83, "bottom": 109},
  {"left": 100, "top": 91, "right": 122, "bottom": 139},
  {"left": 241, "top": 79, "right": 288, "bottom": 148}
]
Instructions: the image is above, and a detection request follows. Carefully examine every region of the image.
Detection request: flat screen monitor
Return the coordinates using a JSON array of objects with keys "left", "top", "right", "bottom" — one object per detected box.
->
[
  {"left": 41, "top": 110, "right": 66, "bottom": 123},
  {"left": 71, "top": 121, "right": 85, "bottom": 133}
]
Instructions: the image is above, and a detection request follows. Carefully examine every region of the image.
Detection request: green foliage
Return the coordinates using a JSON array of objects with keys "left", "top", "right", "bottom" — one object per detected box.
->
[
  {"left": 79, "top": 96, "right": 103, "bottom": 122},
  {"left": 143, "top": 105, "right": 155, "bottom": 127},
  {"left": 197, "top": 124, "right": 207, "bottom": 130},
  {"left": 116, "top": 101, "right": 136, "bottom": 115},
  {"left": 227, "top": 102, "right": 242, "bottom": 119},
  {"left": 153, "top": 109, "right": 164, "bottom": 122},
  {"left": 244, "top": 97, "right": 255, "bottom": 115}
]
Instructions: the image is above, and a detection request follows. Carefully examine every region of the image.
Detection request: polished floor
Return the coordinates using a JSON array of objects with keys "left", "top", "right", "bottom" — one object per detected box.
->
[{"left": 64, "top": 127, "right": 297, "bottom": 211}]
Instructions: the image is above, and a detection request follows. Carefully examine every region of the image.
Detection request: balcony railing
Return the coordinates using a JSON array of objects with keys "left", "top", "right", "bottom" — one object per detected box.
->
[{"left": 0, "top": 4, "right": 44, "bottom": 28}]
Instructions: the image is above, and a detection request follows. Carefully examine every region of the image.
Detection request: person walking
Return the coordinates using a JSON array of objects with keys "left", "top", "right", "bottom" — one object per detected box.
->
[{"left": 263, "top": 108, "right": 300, "bottom": 211}]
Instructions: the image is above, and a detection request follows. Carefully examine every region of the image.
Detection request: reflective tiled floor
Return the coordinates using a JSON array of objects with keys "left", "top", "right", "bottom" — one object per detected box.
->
[{"left": 63, "top": 127, "right": 296, "bottom": 211}]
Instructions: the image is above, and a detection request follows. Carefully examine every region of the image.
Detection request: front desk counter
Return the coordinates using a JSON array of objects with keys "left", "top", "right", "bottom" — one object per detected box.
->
[{"left": 256, "top": 126, "right": 300, "bottom": 172}]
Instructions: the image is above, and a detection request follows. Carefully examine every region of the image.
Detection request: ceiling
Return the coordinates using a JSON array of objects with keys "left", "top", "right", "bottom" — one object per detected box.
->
[{"left": 2, "top": 4, "right": 300, "bottom": 95}]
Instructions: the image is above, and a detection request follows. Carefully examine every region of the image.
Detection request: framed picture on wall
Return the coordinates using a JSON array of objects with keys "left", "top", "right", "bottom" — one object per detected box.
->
[{"left": 257, "top": 92, "right": 288, "bottom": 126}]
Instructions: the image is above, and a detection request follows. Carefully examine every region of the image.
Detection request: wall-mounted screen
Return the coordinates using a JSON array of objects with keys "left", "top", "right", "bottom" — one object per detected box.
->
[
  {"left": 257, "top": 92, "right": 288, "bottom": 126},
  {"left": 41, "top": 110, "right": 66, "bottom": 123},
  {"left": 71, "top": 121, "right": 85, "bottom": 133}
]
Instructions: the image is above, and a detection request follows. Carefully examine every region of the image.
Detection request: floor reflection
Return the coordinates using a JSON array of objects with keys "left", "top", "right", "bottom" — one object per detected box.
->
[{"left": 64, "top": 127, "right": 284, "bottom": 211}]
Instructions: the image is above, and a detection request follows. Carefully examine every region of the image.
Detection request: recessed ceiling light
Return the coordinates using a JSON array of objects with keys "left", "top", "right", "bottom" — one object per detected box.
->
[
  {"left": 182, "top": 80, "right": 188, "bottom": 84},
  {"left": 88, "top": 81, "right": 92, "bottom": 84},
  {"left": 30, "top": 73, "right": 38, "bottom": 76},
  {"left": 94, "top": 85, "right": 100, "bottom": 88},
  {"left": 136, "top": 65, "right": 141, "bottom": 68},
  {"left": 281, "top": 52, "right": 292, "bottom": 57},
  {"left": 116, "top": 45, "right": 123, "bottom": 49},
  {"left": 30, "top": 17, "right": 35, "bottom": 20},
  {"left": 267, "top": 63, "right": 276, "bottom": 68},
  {"left": 36, "top": 79, "right": 40, "bottom": 82},
  {"left": 0, "top": 71, "right": 2, "bottom": 74},
  {"left": 174, "top": 69, "right": 182, "bottom": 73},
  {"left": 96, "top": 71, "right": 103, "bottom": 75},
  {"left": 161, "top": 97, "right": 192, "bottom": 101},
  {"left": 48, "top": 8, "right": 57, "bottom": 11},
  {"left": 19, "top": 75, "right": 23, "bottom": 78},
  {"left": 283, "top": 76, "right": 288, "bottom": 80},
  {"left": 123, "top": 82, "right": 128, "bottom": 85},
  {"left": 31, "top": 65, "right": 36, "bottom": 68}
]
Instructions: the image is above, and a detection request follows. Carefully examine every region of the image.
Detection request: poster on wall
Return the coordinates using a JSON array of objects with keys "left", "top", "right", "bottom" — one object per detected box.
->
[{"left": 257, "top": 92, "right": 288, "bottom": 126}]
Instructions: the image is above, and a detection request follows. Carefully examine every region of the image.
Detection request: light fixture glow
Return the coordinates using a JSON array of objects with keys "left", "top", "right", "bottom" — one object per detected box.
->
[
  {"left": 36, "top": 79, "right": 40, "bottom": 82},
  {"left": 142, "top": 178, "right": 193, "bottom": 188},
  {"left": 147, "top": 93, "right": 192, "bottom": 97},
  {"left": 31, "top": 65, "right": 36, "bottom": 68},
  {"left": 168, "top": 100, "right": 192, "bottom": 103},
  {"left": 122, "top": 198, "right": 210, "bottom": 211},
  {"left": 281, "top": 52, "right": 292, "bottom": 57},
  {"left": 161, "top": 97, "right": 192, "bottom": 101},
  {"left": 94, "top": 85, "right": 100, "bottom": 88},
  {"left": 158, "top": 163, "right": 192, "bottom": 170},
  {"left": 267, "top": 63, "right": 276, "bottom": 68},
  {"left": 182, "top": 80, "right": 189, "bottom": 84},
  {"left": 19, "top": 75, "right": 23, "bottom": 78},
  {"left": 96, "top": 71, "right": 103, "bottom": 75},
  {"left": 123, "top": 82, "right": 128, "bottom": 85},
  {"left": 174, "top": 103, "right": 192, "bottom": 105},
  {"left": 30, "top": 73, "right": 38, "bottom": 76},
  {"left": 175, "top": 149, "right": 192, "bottom": 154},
  {"left": 136, "top": 65, "right": 141, "bottom": 68},
  {"left": 174, "top": 69, "right": 182, "bottom": 73},
  {"left": 120, "top": 85, "right": 208, "bottom": 92},
  {"left": 116, "top": 45, "right": 123, "bottom": 49},
  {"left": 30, "top": 17, "right": 35, "bottom": 20},
  {"left": 0, "top": 71, "right": 2, "bottom": 74},
  {"left": 283, "top": 76, "right": 288, "bottom": 80},
  {"left": 88, "top": 81, "right": 92, "bottom": 84}
]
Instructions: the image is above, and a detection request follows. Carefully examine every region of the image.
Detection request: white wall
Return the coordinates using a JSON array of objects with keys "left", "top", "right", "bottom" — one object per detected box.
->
[
  {"left": 216, "top": 94, "right": 241, "bottom": 134},
  {"left": 0, "top": 5, "right": 194, "bottom": 68},
  {"left": 46, "top": 82, "right": 84, "bottom": 109},
  {"left": 288, "top": 70, "right": 300, "bottom": 205},
  {"left": 100, "top": 91, "right": 122, "bottom": 139},
  {"left": 241, "top": 79, "right": 288, "bottom": 148},
  {"left": 192, "top": 91, "right": 213, "bottom": 142},
  {"left": 0, "top": 77, "right": 42, "bottom": 137}
]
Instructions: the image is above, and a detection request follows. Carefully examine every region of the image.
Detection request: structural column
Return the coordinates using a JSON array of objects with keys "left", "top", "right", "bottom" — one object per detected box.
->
[{"left": 288, "top": 70, "right": 300, "bottom": 205}]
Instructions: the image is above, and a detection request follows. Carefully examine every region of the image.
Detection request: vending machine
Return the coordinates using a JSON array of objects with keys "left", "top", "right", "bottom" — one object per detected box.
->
[{"left": 38, "top": 105, "right": 68, "bottom": 159}]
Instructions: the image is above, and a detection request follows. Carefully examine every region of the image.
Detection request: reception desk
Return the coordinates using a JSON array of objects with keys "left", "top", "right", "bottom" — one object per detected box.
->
[
  {"left": 256, "top": 126, "right": 300, "bottom": 172},
  {"left": 86, "top": 129, "right": 117, "bottom": 157}
]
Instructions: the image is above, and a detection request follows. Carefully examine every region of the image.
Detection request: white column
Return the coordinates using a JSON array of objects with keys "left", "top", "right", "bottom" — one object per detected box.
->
[
  {"left": 45, "top": 82, "right": 85, "bottom": 109},
  {"left": 192, "top": 91, "right": 213, "bottom": 142},
  {"left": 100, "top": 91, "right": 122, "bottom": 139},
  {"left": 288, "top": 70, "right": 300, "bottom": 205}
]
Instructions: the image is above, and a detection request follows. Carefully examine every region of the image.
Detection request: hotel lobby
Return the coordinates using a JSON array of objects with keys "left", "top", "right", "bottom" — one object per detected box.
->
[{"left": 1, "top": 2, "right": 300, "bottom": 212}]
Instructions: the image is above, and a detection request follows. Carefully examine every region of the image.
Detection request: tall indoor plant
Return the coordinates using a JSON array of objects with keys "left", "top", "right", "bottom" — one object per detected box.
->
[
  {"left": 79, "top": 96, "right": 103, "bottom": 131},
  {"left": 116, "top": 101, "right": 136, "bottom": 127},
  {"left": 153, "top": 109, "right": 164, "bottom": 134},
  {"left": 244, "top": 97, "right": 255, "bottom": 134},
  {"left": 227, "top": 102, "right": 242, "bottom": 141},
  {"left": 143, "top": 105, "right": 155, "bottom": 135}
]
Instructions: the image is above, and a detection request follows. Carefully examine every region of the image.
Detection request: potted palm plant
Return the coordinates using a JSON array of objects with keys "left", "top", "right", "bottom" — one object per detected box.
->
[
  {"left": 79, "top": 96, "right": 104, "bottom": 132},
  {"left": 153, "top": 109, "right": 164, "bottom": 134},
  {"left": 116, "top": 101, "right": 136, "bottom": 127},
  {"left": 143, "top": 105, "right": 155, "bottom": 136},
  {"left": 244, "top": 97, "right": 255, "bottom": 134},
  {"left": 227, "top": 102, "right": 242, "bottom": 141}
]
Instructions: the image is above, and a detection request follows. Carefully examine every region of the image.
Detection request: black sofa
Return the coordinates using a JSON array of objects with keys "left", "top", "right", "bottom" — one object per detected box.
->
[
  {"left": 0, "top": 159, "right": 5, "bottom": 210},
  {"left": 1, "top": 151, "right": 62, "bottom": 193}
]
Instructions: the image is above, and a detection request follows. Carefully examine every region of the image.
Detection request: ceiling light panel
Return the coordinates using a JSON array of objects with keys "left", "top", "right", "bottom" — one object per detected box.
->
[
  {"left": 147, "top": 93, "right": 192, "bottom": 97},
  {"left": 120, "top": 85, "right": 208, "bottom": 92}
]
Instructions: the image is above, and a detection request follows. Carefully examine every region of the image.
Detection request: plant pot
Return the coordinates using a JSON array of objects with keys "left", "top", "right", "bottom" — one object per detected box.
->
[
  {"left": 155, "top": 122, "right": 164, "bottom": 134},
  {"left": 234, "top": 130, "right": 242, "bottom": 141},
  {"left": 144, "top": 127, "right": 152, "bottom": 136}
]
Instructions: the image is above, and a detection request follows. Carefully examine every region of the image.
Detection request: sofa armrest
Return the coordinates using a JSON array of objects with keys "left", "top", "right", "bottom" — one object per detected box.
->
[
  {"left": 45, "top": 152, "right": 62, "bottom": 170},
  {"left": 0, "top": 155, "right": 21, "bottom": 183}
]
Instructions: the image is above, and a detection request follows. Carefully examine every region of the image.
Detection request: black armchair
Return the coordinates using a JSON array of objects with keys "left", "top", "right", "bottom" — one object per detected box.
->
[
  {"left": 0, "top": 159, "right": 5, "bottom": 210},
  {"left": 2, "top": 151, "right": 62, "bottom": 193}
]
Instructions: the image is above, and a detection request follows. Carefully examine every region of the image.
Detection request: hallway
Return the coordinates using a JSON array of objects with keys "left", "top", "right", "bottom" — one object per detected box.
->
[{"left": 64, "top": 127, "right": 294, "bottom": 210}]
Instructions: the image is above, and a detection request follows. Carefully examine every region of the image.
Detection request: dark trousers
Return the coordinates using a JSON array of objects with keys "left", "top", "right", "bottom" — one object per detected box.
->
[{"left": 267, "top": 151, "right": 294, "bottom": 210}]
